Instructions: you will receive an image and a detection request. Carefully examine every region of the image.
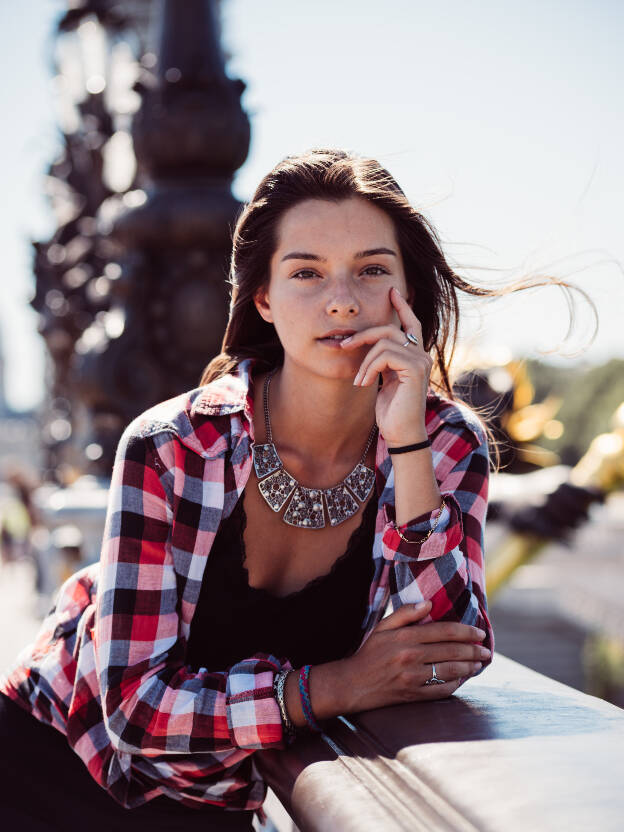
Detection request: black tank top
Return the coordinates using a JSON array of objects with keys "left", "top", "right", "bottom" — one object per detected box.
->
[{"left": 185, "top": 489, "right": 377, "bottom": 672}]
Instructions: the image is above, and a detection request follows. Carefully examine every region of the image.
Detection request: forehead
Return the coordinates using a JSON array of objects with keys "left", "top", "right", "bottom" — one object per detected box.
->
[{"left": 274, "top": 197, "right": 398, "bottom": 250}]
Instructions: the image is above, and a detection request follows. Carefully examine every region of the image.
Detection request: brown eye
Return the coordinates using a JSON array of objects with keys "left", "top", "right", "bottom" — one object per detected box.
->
[{"left": 292, "top": 270, "right": 320, "bottom": 280}]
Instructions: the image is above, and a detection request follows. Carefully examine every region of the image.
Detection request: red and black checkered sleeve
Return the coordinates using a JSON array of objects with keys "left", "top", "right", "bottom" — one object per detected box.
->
[
  {"left": 94, "top": 425, "right": 289, "bottom": 756},
  {"left": 382, "top": 417, "right": 494, "bottom": 663}
]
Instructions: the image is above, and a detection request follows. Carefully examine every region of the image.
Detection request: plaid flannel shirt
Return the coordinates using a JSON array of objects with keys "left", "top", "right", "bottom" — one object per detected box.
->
[{"left": 0, "top": 358, "right": 493, "bottom": 812}]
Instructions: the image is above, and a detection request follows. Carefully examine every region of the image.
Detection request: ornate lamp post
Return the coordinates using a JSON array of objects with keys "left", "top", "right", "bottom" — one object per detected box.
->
[
  {"left": 75, "top": 0, "right": 249, "bottom": 474},
  {"left": 32, "top": 0, "right": 247, "bottom": 480}
]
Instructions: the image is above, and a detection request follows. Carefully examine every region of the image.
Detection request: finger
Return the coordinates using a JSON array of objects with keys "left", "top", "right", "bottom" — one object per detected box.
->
[
  {"left": 358, "top": 348, "right": 430, "bottom": 387},
  {"left": 422, "top": 660, "right": 482, "bottom": 685},
  {"left": 412, "top": 622, "right": 487, "bottom": 643},
  {"left": 339, "top": 324, "right": 408, "bottom": 350},
  {"left": 390, "top": 287, "right": 424, "bottom": 341},
  {"left": 374, "top": 601, "right": 432, "bottom": 633},
  {"left": 354, "top": 340, "right": 411, "bottom": 385},
  {"left": 421, "top": 642, "right": 492, "bottom": 664}
]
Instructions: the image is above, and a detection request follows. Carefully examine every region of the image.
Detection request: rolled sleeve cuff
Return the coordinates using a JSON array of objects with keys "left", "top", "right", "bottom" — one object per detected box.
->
[
  {"left": 381, "top": 493, "right": 464, "bottom": 562},
  {"left": 225, "top": 655, "right": 292, "bottom": 750}
]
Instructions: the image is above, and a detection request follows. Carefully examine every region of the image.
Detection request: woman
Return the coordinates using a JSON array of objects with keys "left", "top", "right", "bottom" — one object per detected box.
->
[{"left": 0, "top": 149, "right": 495, "bottom": 829}]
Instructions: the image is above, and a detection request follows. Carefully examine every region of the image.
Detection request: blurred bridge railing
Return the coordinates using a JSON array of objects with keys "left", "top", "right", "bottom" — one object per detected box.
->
[{"left": 256, "top": 654, "right": 624, "bottom": 831}]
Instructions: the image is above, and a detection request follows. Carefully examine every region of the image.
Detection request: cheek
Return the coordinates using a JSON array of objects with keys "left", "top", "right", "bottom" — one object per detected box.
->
[
  {"left": 367, "top": 283, "right": 399, "bottom": 324},
  {"left": 271, "top": 296, "right": 307, "bottom": 338}
]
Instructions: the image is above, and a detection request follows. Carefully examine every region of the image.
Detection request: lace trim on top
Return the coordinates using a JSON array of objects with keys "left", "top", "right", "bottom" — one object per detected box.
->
[{"left": 232, "top": 487, "right": 378, "bottom": 601}]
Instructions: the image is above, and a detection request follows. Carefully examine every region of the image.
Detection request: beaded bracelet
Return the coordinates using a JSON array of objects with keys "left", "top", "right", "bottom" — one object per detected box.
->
[
  {"left": 298, "top": 665, "right": 322, "bottom": 732},
  {"left": 394, "top": 497, "right": 447, "bottom": 544},
  {"left": 273, "top": 670, "right": 297, "bottom": 739}
]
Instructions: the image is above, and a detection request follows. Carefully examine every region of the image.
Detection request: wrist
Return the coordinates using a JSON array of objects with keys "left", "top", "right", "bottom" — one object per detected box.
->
[
  {"left": 311, "top": 657, "right": 354, "bottom": 718},
  {"left": 388, "top": 438, "right": 431, "bottom": 455},
  {"left": 284, "top": 659, "right": 353, "bottom": 727},
  {"left": 284, "top": 668, "right": 306, "bottom": 729},
  {"left": 274, "top": 670, "right": 297, "bottom": 739},
  {"left": 383, "top": 426, "right": 428, "bottom": 448}
]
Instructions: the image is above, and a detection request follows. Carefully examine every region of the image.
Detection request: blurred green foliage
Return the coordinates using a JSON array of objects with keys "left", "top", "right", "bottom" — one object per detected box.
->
[{"left": 526, "top": 358, "right": 624, "bottom": 466}]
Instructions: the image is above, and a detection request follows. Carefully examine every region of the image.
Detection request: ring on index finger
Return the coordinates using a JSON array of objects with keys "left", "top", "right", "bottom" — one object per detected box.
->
[{"left": 401, "top": 332, "right": 419, "bottom": 348}]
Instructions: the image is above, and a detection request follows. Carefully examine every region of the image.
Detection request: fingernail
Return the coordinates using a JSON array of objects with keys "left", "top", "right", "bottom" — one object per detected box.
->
[
  {"left": 473, "top": 662, "right": 483, "bottom": 672},
  {"left": 353, "top": 374, "right": 361, "bottom": 386},
  {"left": 479, "top": 647, "right": 491, "bottom": 659},
  {"left": 476, "top": 628, "right": 486, "bottom": 639},
  {"left": 341, "top": 336, "right": 353, "bottom": 344}
]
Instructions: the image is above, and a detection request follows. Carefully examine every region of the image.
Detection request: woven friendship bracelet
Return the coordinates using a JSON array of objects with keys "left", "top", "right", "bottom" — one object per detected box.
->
[
  {"left": 394, "top": 497, "right": 447, "bottom": 545},
  {"left": 298, "top": 665, "right": 321, "bottom": 732},
  {"left": 273, "top": 670, "right": 297, "bottom": 739}
]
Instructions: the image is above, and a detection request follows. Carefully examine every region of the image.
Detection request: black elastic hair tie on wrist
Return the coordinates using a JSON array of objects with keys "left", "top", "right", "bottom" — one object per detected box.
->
[{"left": 387, "top": 439, "right": 431, "bottom": 454}]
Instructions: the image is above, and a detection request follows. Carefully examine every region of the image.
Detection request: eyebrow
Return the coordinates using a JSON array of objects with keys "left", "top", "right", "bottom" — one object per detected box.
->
[{"left": 280, "top": 247, "right": 397, "bottom": 262}]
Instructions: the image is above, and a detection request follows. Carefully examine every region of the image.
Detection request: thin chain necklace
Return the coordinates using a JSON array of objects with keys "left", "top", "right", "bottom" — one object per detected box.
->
[{"left": 251, "top": 368, "right": 378, "bottom": 529}]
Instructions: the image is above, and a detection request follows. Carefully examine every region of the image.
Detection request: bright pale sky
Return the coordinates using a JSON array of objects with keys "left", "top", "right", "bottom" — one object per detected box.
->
[{"left": 1, "top": 0, "right": 622, "bottom": 411}]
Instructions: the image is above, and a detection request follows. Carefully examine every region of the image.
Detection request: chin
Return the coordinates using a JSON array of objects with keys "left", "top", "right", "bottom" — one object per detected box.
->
[
  {"left": 317, "top": 362, "right": 358, "bottom": 382},
  {"left": 287, "top": 356, "right": 354, "bottom": 382}
]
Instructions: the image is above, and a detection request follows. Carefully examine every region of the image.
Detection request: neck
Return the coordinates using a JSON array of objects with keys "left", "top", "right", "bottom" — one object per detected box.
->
[{"left": 260, "top": 359, "right": 378, "bottom": 468}]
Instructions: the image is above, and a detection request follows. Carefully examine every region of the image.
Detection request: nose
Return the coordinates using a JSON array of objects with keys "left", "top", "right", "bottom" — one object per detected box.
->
[{"left": 326, "top": 282, "right": 360, "bottom": 317}]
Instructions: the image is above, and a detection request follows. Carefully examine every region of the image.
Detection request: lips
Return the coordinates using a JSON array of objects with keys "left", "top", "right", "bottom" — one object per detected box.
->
[{"left": 317, "top": 329, "right": 357, "bottom": 340}]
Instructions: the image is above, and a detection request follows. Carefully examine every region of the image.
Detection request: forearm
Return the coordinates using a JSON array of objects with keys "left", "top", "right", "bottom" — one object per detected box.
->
[{"left": 391, "top": 448, "right": 442, "bottom": 526}]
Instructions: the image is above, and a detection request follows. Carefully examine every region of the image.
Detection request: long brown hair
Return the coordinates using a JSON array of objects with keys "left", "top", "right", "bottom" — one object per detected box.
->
[{"left": 200, "top": 148, "right": 594, "bottom": 401}]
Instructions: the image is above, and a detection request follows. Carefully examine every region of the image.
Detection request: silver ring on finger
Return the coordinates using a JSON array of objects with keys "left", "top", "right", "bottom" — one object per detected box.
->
[
  {"left": 401, "top": 332, "right": 419, "bottom": 348},
  {"left": 424, "top": 662, "right": 446, "bottom": 686}
]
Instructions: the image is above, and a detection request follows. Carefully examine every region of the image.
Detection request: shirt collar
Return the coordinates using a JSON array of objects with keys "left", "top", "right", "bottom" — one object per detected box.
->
[
  {"left": 190, "top": 358, "right": 256, "bottom": 423},
  {"left": 186, "top": 359, "right": 474, "bottom": 465}
]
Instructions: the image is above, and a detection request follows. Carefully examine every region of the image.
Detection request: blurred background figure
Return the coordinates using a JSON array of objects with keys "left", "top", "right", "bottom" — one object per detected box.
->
[{"left": 0, "top": 469, "right": 38, "bottom": 567}]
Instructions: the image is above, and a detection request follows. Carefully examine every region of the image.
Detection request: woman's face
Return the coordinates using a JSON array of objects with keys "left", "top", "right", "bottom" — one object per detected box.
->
[{"left": 254, "top": 196, "right": 413, "bottom": 382}]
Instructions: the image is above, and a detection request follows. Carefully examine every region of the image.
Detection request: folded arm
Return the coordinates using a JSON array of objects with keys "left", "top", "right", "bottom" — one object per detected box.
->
[
  {"left": 381, "top": 416, "right": 494, "bottom": 661},
  {"left": 94, "top": 426, "right": 291, "bottom": 757}
]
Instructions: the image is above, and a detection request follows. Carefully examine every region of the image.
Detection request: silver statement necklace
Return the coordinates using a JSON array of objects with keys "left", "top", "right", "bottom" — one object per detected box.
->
[{"left": 251, "top": 369, "right": 378, "bottom": 529}]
